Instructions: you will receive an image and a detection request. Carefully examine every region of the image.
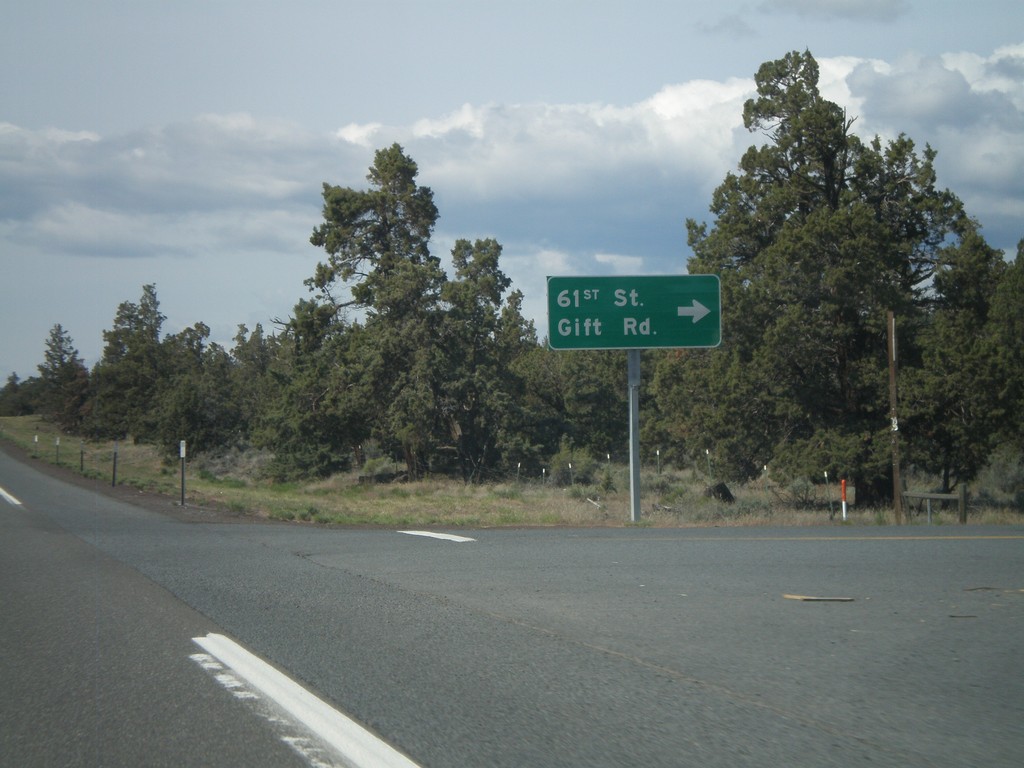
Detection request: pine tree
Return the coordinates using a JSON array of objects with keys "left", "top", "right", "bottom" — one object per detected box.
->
[
  {"left": 89, "top": 284, "right": 166, "bottom": 440},
  {"left": 36, "top": 324, "right": 89, "bottom": 430},
  {"left": 659, "top": 51, "right": 981, "bottom": 503}
]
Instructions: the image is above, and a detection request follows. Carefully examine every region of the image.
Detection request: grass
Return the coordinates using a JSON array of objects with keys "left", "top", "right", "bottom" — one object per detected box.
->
[{"left": 2, "top": 414, "right": 1021, "bottom": 529}]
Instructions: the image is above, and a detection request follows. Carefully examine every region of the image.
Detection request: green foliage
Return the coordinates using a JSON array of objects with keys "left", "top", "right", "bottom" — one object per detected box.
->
[
  {"left": 361, "top": 456, "right": 397, "bottom": 479},
  {"left": 154, "top": 323, "right": 242, "bottom": 457},
  {"left": 987, "top": 242, "right": 1024, "bottom": 451},
  {"left": 253, "top": 313, "right": 363, "bottom": 481},
  {"left": 309, "top": 143, "right": 439, "bottom": 307},
  {"left": 0, "top": 374, "right": 35, "bottom": 417},
  {"left": 512, "top": 347, "right": 626, "bottom": 473},
  {"left": 305, "top": 144, "right": 546, "bottom": 482},
  {"left": 599, "top": 466, "right": 616, "bottom": 494},
  {"left": 974, "top": 444, "right": 1024, "bottom": 507},
  {"left": 89, "top": 284, "right": 166, "bottom": 440},
  {"left": 547, "top": 436, "right": 598, "bottom": 486},
  {"left": 902, "top": 231, "right": 1009, "bottom": 490},
  {"left": 35, "top": 324, "right": 90, "bottom": 430},
  {"left": 662, "top": 50, "right": 998, "bottom": 504},
  {"left": 308, "top": 144, "right": 446, "bottom": 478}
]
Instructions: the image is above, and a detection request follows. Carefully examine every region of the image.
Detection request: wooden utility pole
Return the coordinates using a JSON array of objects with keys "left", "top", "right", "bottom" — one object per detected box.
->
[{"left": 887, "top": 311, "right": 904, "bottom": 524}]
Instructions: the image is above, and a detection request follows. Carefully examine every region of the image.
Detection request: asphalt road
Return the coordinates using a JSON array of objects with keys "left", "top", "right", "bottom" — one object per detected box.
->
[{"left": 2, "top": 444, "right": 1023, "bottom": 767}]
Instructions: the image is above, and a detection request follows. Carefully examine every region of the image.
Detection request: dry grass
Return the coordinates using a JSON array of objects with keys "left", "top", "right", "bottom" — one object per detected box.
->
[{"left": 3, "top": 415, "right": 1020, "bottom": 528}]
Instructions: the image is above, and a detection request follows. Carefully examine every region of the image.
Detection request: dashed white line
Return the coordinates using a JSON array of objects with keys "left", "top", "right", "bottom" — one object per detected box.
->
[
  {"left": 0, "top": 485, "right": 23, "bottom": 506},
  {"left": 397, "top": 530, "right": 476, "bottom": 543},
  {"left": 192, "top": 633, "right": 422, "bottom": 768}
]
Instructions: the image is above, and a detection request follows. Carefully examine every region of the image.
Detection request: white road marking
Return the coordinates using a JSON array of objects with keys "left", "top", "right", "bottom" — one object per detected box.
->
[
  {"left": 0, "top": 485, "right": 23, "bottom": 506},
  {"left": 192, "top": 633, "right": 422, "bottom": 768},
  {"left": 397, "top": 530, "right": 476, "bottom": 543},
  {"left": 191, "top": 651, "right": 339, "bottom": 767}
]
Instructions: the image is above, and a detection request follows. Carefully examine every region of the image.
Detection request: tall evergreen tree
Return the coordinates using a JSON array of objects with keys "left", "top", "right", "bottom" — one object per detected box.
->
[
  {"left": 438, "top": 238, "right": 529, "bottom": 480},
  {"left": 88, "top": 284, "right": 166, "bottom": 440},
  {"left": 661, "top": 51, "right": 977, "bottom": 502},
  {"left": 515, "top": 347, "right": 627, "bottom": 469},
  {"left": 0, "top": 374, "right": 31, "bottom": 417},
  {"left": 491, "top": 289, "right": 544, "bottom": 471},
  {"left": 308, "top": 143, "right": 440, "bottom": 312},
  {"left": 230, "top": 323, "right": 275, "bottom": 442},
  {"left": 987, "top": 241, "right": 1024, "bottom": 452},
  {"left": 156, "top": 322, "right": 241, "bottom": 457},
  {"left": 309, "top": 144, "right": 445, "bottom": 477},
  {"left": 254, "top": 299, "right": 365, "bottom": 479},
  {"left": 902, "top": 231, "right": 1008, "bottom": 491},
  {"left": 36, "top": 324, "right": 90, "bottom": 431}
]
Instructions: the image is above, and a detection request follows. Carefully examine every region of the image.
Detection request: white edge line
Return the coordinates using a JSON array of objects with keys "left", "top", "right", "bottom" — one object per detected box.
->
[
  {"left": 397, "top": 530, "right": 476, "bottom": 543},
  {"left": 0, "top": 485, "right": 23, "bottom": 506},
  {"left": 192, "top": 633, "right": 421, "bottom": 768}
]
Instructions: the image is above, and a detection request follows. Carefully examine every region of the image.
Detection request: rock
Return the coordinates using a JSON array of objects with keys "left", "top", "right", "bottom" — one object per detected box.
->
[{"left": 705, "top": 482, "right": 735, "bottom": 503}]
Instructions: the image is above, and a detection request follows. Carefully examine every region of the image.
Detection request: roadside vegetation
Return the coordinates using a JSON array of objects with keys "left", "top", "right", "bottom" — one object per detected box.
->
[{"left": 4, "top": 415, "right": 1019, "bottom": 528}]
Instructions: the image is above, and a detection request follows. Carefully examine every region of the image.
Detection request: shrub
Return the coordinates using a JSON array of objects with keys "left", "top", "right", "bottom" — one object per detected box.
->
[
  {"left": 599, "top": 467, "right": 616, "bottom": 494},
  {"left": 547, "top": 436, "right": 597, "bottom": 486}
]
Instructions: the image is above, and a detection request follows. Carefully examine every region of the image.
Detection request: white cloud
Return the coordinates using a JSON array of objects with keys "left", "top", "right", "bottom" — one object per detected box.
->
[
  {"left": 533, "top": 248, "right": 573, "bottom": 275},
  {"left": 413, "top": 104, "right": 486, "bottom": 140},
  {"left": 29, "top": 203, "right": 173, "bottom": 258},
  {"left": 0, "top": 122, "right": 99, "bottom": 148},
  {"left": 853, "top": 54, "right": 982, "bottom": 125},
  {"left": 844, "top": 47, "right": 1024, "bottom": 252},
  {"left": 851, "top": 46, "right": 1024, "bottom": 131},
  {"left": 943, "top": 43, "right": 1024, "bottom": 110},
  {"left": 594, "top": 253, "right": 647, "bottom": 274},
  {"left": 409, "top": 79, "right": 753, "bottom": 202},
  {"left": 336, "top": 122, "right": 383, "bottom": 147}
]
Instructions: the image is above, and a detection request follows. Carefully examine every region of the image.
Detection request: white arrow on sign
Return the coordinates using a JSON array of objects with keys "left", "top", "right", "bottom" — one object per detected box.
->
[{"left": 677, "top": 300, "right": 711, "bottom": 324}]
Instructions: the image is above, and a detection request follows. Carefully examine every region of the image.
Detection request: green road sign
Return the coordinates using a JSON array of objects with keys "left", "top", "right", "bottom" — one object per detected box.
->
[{"left": 547, "top": 275, "right": 721, "bottom": 350}]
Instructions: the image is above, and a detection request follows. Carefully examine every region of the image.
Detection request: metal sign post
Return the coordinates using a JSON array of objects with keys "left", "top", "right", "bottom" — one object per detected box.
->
[{"left": 627, "top": 350, "right": 642, "bottom": 523}]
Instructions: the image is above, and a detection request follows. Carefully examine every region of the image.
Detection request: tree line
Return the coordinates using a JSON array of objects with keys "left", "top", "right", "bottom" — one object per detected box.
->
[{"left": 3, "top": 52, "right": 1021, "bottom": 501}]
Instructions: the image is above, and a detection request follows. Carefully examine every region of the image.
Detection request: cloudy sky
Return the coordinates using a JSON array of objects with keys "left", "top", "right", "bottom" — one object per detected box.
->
[{"left": 2, "top": 0, "right": 1023, "bottom": 382}]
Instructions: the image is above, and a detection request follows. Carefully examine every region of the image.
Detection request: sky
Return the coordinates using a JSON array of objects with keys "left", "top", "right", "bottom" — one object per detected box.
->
[{"left": 2, "top": 0, "right": 1023, "bottom": 382}]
